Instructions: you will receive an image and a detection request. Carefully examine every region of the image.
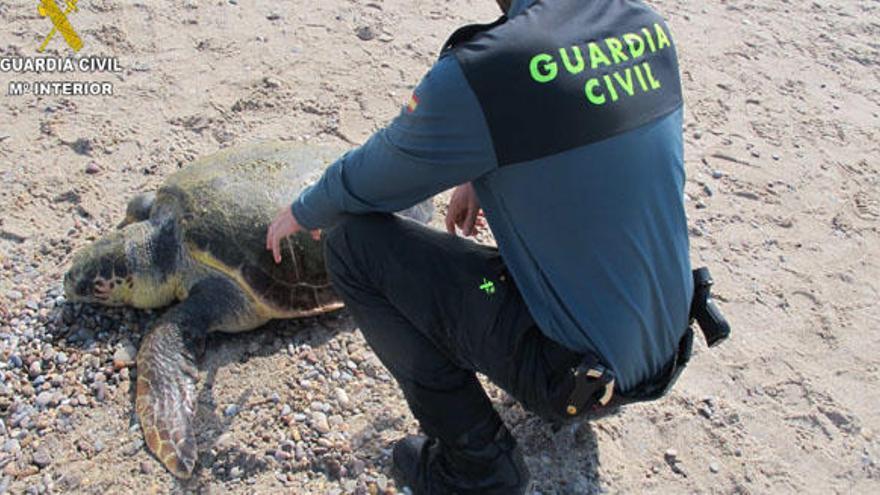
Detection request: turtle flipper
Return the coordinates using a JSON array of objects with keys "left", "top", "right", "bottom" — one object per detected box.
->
[
  {"left": 133, "top": 276, "right": 256, "bottom": 478},
  {"left": 136, "top": 320, "right": 202, "bottom": 478}
]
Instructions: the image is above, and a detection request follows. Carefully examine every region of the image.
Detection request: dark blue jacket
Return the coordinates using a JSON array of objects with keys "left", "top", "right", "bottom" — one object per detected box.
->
[{"left": 292, "top": 0, "right": 692, "bottom": 391}]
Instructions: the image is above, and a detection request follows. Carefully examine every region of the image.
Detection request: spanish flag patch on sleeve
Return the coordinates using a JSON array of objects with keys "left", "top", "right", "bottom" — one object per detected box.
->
[{"left": 405, "top": 92, "right": 419, "bottom": 113}]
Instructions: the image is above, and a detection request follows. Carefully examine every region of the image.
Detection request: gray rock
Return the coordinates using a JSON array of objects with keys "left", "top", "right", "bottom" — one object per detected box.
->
[
  {"left": 224, "top": 404, "right": 241, "bottom": 417},
  {"left": 55, "top": 352, "right": 68, "bottom": 364},
  {"left": 355, "top": 26, "right": 376, "bottom": 41},
  {"left": 33, "top": 447, "right": 52, "bottom": 468},
  {"left": 2, "top": 439, "right": 21, "bottom": 454},
  {"left": 29, "top": 360, "right": 43, "bottom": 378},
  {"left": 35, "top": 391, "right": 56, "bottom": 408},
  {"left": 113, "top": 340, "right": 137, "bottom": 366}
]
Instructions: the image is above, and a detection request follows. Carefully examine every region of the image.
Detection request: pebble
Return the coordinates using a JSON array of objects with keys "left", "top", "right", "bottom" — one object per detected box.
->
[
  {"left": 224, "top": 404, "right": 241, "bottom": 417},
  {"left": 9, "top": 355, "right": 23, "bottom": 368},
  {"left": 274, "top": 449, "right": 291, "bottom": 462},
  {"left": 356, "top": 26, "right": 376, "bottom": 41},
  {"left": 112, "top": 340, "right": 137, "bottom": 368},
  {"left": 85, "top": 162, "right": 101, "bottom": 175},
  {"left": 709, "top": 461, "right": 720, "bottom": 473},
  {"left": 139, "top": 461, "right": 152, "bottom": 474},
  {"left": 29, "top": 361, "right": 43, "bottom": 378},
  {"left": 711, "top": 169, "right": 724, "bottom": 179},
  {"left": 311, "top": 411, "right": 330, "bottom": 434},
  {"left": 6, "top": 290, "right": 23, "bottom": 301},
  {"left": 2, "top": 439, "right": 21, "bottom": 454},
  {"left": 280, "top": 404, "right": 292, "bottom": 416},
  {"left": 334, "top": 388, "right": 350, "bottom": 408},
  {"left": 35, "top": 391, "right": 57, "bottom": 408},
  {"left": 32, "top": 447, "right": 52, "bottom": 468}
]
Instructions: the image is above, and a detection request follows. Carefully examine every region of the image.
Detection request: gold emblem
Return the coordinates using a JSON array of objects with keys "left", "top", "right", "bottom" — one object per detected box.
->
[{"left": 38, "top": 0, "right": 83, "bottom": 53}]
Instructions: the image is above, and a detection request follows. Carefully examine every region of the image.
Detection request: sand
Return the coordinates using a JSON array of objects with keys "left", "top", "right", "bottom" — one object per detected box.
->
[{"left": 0, "top": 0, "right": 878, "bottom": 493}]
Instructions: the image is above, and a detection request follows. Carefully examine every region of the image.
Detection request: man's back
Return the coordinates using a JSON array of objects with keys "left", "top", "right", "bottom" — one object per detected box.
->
[
  {"left": 291, "top": 0, "right": 692, "bottom": 391},
  {"left": 474, "top": 108, "right": 692, "bottom": 391}
]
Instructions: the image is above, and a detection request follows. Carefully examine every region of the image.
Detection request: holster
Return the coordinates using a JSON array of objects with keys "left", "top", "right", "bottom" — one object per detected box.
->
[{"left": 562, "top": 266, "right": 729, "bottom": 417}]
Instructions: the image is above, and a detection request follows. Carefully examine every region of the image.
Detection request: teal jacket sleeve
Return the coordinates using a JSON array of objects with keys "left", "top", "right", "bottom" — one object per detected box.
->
[{"left": 290, "top": 54, "right": 497, "bottom": 230}]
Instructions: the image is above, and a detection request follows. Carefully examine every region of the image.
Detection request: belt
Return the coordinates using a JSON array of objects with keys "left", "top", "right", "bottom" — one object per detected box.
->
[{"left": 562, "top": 266, "right": 730, "bottom": 418}]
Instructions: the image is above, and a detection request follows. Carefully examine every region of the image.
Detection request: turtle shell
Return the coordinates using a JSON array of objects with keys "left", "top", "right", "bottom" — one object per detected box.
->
[{"left": 155, "top": 142, "right": 346, "bottom": 317}]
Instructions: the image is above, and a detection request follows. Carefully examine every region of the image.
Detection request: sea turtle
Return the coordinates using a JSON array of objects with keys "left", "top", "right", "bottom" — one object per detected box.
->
[{"left": 63, "top": 143, "right": 432, "bottom": 478}]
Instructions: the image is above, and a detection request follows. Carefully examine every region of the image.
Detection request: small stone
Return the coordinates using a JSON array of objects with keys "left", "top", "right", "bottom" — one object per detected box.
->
[
  {"left": 274, "top": 449, "right": 291, "bottom": 462},
  {"left": 709, "top": 461, "right": 720, "bottom": 473},
  {"left": 35, "top": 391, "right": 55, "bottom": 408},
  {"left": 229, "top": 466, "right": 242, "bottom": 478},
  {"left": 6, "top": 290, "right": 23, "bottom": 301},
  {"left": 355, "top": 26, "right": 376, "bottom": 41},
  {"left": 29, "top": 361, "right": 43, "bottom": 378},
  {"left": 139, "top": 461, "right": 152, "bottom": 474},
  {"left": 311, "top": 411, "right": 330, "bottom": 434},
  {"left": 32, "top": 447, "right": 52, "bottom": 468},
  {"left": 2, "top": 440, "right": 21, "bottom": 454},
  {"left": 692, "top": 131, "right": 702, "bottom": 140},
  {"left": 85, "top": 162, "right": 101, "bottom": 174},
  {"left": 334, "top": 388, "right": 350, "bottom": 408},
  {"left": 697, "top": 404, "right": 713, "bottom": 419},
  {"left": 215, "top": 433, "right": 234, "bottom": 450},
  {"left": 266, "top": 12, "right": 281, "bottom": 20},
  {"left": 263, "top": 77, "right": 281, "bottom": 89},
  {"left": 93, "top": 382, "right": 106, "bottom": 402},
  {"left": 772, "top": 153, "right": 780, "bottom": 161},
  {"left": 112, "top": 340, "right": 137, "bottom": 369},
  {"left": 55, "top": 352, "right": 68, "bottom": 364},
  {"left": 711, "top": 169, "right": 724, "bottom": 179},
  {"left": 280, "top": 404, "right": 292, "bottom": 417},
  {"left": 8, "top": 355, "right": 23, "bottom": 368},
  {"left": 224, "top": 404, "right": 241, "bottom": 417},
  {"left": 664, "top": 449, "right": 678, "bottom": 461}
]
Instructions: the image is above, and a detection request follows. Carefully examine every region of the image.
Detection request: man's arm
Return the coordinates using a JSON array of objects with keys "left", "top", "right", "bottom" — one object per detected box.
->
[{"left": 290, "top": 54, "right": 497, "bottom": 230}]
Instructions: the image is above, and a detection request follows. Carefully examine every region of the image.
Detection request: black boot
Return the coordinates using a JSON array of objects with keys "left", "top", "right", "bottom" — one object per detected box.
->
[{"left": 392, "top": 422, "right": 530, "bottom": 495}]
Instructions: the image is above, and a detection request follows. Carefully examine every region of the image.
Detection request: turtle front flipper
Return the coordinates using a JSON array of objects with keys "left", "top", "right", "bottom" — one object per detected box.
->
[
  {"left": 136, "top": 319, "right": 202, "bottom": 478},
  {"left": 135, "top": 276, "right": 254, "bottom": 478}
]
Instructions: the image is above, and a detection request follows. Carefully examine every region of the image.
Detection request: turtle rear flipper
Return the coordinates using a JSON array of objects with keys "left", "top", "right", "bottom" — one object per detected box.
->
[{"left": 136, "top": 319, "right": 202, "bottom": 478}]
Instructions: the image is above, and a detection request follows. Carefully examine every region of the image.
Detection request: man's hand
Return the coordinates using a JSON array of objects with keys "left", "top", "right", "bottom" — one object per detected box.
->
[
  {"left": 445, "top": 182, "right": 484, "bottom": 237},
  {"left": 265, "top": 207, "right": 320, "bottom": 264}
]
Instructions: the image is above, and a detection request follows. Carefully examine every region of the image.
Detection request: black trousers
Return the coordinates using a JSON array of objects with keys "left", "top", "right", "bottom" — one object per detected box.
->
[{"left": 323, "top": 213, "right": 583, "bottom": 445}]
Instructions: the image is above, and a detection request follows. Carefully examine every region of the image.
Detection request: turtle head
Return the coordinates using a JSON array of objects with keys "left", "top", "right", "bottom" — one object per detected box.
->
[
  {"left": 64, "top": 220, "right": 181, "bottom": 308},
  {"left": 64, "top": 229, "right": 135, "bottom": 306}
]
